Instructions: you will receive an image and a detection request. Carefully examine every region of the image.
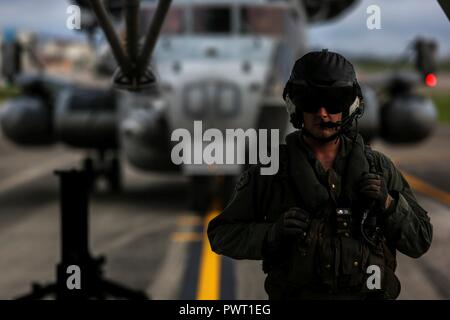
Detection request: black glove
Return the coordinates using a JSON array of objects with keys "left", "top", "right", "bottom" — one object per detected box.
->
[
  {"left": 266, "top": 207, "right": 310, "bottom": 249},
  {"left": 359, "top": 173, "right": 389, "bottom": 211}
]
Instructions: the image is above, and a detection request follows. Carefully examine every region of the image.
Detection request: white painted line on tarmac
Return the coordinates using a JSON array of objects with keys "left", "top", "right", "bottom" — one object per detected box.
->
[{"left": 0, "top": 154, "right": 79, "bottom": 194}]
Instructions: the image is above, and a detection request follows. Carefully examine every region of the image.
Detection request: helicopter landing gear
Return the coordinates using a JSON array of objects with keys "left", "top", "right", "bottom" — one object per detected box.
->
[{"left": 82, "top": 150, "right": 122, "bottom": 193}]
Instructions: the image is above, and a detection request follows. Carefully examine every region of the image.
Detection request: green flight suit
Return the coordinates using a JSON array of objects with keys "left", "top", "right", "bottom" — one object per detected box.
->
[{"left": 207, "top": 130, "right": 432, "bottom": 300}]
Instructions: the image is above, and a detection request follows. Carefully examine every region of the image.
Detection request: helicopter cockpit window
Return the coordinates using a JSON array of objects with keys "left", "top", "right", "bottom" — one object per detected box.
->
[
  {"left": 140, "top": 7, "right": 185, "bottom": 35},
  {"left": 161, "top": 7, "right": 185, "bottom": 35},
  {"left": 240, "top": 6, "right": 285, "bottom": 36},
  {"left": 193, "top": 6, "right": 232, "bottom": 34}
]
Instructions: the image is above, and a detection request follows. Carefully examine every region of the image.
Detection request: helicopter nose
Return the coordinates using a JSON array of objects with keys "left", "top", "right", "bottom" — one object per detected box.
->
[{"left": 184, "top": 81, "right": 240, "bottom": 119}]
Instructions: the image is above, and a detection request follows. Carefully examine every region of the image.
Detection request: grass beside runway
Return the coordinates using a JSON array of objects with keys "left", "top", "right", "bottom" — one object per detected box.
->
[
  {"left": 0, "top": 86, "right": 20, "bottom": 103},
  {"left": 430, "top": 90, "right": 450, "bottom": 124}
]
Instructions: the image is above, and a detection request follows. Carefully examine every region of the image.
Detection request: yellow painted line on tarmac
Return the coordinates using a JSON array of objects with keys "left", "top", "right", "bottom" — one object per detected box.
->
[
  {"left": 171, "top": 215, "right": 205, "bottom": 242},
  {"left": 403, "top": 172, "right": 450, "bottom": 207},
  {"left": 196, "top": 209, "right": 221, "bottom": 300}
]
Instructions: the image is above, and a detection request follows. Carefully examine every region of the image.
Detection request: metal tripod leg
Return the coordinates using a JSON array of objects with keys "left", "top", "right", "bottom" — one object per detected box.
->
[
  {"left": 15, "top": 169, "right": 150, "bottom": 300},
  {"left": 15, "top": 283, "right": 58, "bottom": 300}
]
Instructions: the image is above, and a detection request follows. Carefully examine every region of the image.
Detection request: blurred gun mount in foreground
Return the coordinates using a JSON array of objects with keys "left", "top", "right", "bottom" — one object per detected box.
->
[{"left": 16, "top": 170, "right": 148, "bottom": 300}]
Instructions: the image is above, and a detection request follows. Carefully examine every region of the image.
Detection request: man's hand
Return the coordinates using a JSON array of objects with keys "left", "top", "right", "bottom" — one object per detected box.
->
[
  {"left": 359, "top": 173, "right": 392, "bottom": 211},
  {"left": 267, "top": 207, "right": 310, "bottom": 246}
]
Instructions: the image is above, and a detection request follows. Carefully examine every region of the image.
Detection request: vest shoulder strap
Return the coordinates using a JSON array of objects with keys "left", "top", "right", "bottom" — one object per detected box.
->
[
  {"left": 276, "top": 144, "right": 299, "bottom": 209},
  {"left": 364, "top": 144, "right": 382, "bottom": 174}
]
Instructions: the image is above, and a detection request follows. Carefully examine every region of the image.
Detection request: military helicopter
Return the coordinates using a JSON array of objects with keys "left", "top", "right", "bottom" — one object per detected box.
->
[{"left": 0, "top": 0, "right": 439, "bottom": 202}]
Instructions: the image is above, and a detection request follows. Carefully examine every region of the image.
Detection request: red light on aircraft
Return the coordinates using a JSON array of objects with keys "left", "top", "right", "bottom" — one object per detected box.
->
[{"left": 425, "top": 73, "right": 437, "bottom": 87}]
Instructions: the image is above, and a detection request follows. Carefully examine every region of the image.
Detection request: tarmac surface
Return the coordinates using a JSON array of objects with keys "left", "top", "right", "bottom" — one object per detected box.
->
[{"left": 0, "top": 125, "right": 449, "bottom": 300}]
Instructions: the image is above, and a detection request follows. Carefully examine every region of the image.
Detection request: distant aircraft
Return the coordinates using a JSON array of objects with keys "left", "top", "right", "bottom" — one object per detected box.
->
[{"left": 0, "top": 0, "right": 439, "bottom": 205}]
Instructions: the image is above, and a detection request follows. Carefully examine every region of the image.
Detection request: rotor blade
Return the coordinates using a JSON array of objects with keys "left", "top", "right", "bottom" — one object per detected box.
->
[
  {"left": 88, "top": 0, "right": 132, "bottom": 75},
  {"left": 138, "top": 0, "right": 173, "bottom": 72},
  {"left": 125, "top": 0, "right": 140, "bottom": 63},
  {"left": 437, "top": 0, "right": 450, "bottom": 21}
]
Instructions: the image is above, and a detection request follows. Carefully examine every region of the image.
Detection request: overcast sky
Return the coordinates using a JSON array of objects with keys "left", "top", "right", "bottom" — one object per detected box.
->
[
  {"left": 0, "top": 0, "right": 448, "bottom": 58},
  {"left": 308, "top": 0, "right": 450, "bottom": 58}
]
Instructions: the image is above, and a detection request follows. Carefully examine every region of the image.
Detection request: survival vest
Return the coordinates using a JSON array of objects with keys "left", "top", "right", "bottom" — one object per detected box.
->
[{"left": 263, "top": 133, "right": 400, "bottom": 299}]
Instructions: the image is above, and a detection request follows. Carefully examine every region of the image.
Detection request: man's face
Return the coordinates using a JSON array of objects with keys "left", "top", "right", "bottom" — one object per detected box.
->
[{"left": 303, "top": 107, "right": 343, "bottom": 139}]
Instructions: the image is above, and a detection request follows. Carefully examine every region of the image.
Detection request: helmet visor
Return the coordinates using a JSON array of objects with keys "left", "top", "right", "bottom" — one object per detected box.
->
[{"left": 290, "top": 85, "right": 356, "bottom": 114}]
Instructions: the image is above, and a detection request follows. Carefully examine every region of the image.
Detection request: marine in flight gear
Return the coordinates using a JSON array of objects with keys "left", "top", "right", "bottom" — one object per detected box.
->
[{"left": 207, "top": 50, "right": 432, "bottom": 300}]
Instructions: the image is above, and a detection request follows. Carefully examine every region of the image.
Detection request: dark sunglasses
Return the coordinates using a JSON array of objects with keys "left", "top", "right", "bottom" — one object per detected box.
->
[{"left": 290, "top": 86, "right": 356, "bottom": 114}]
